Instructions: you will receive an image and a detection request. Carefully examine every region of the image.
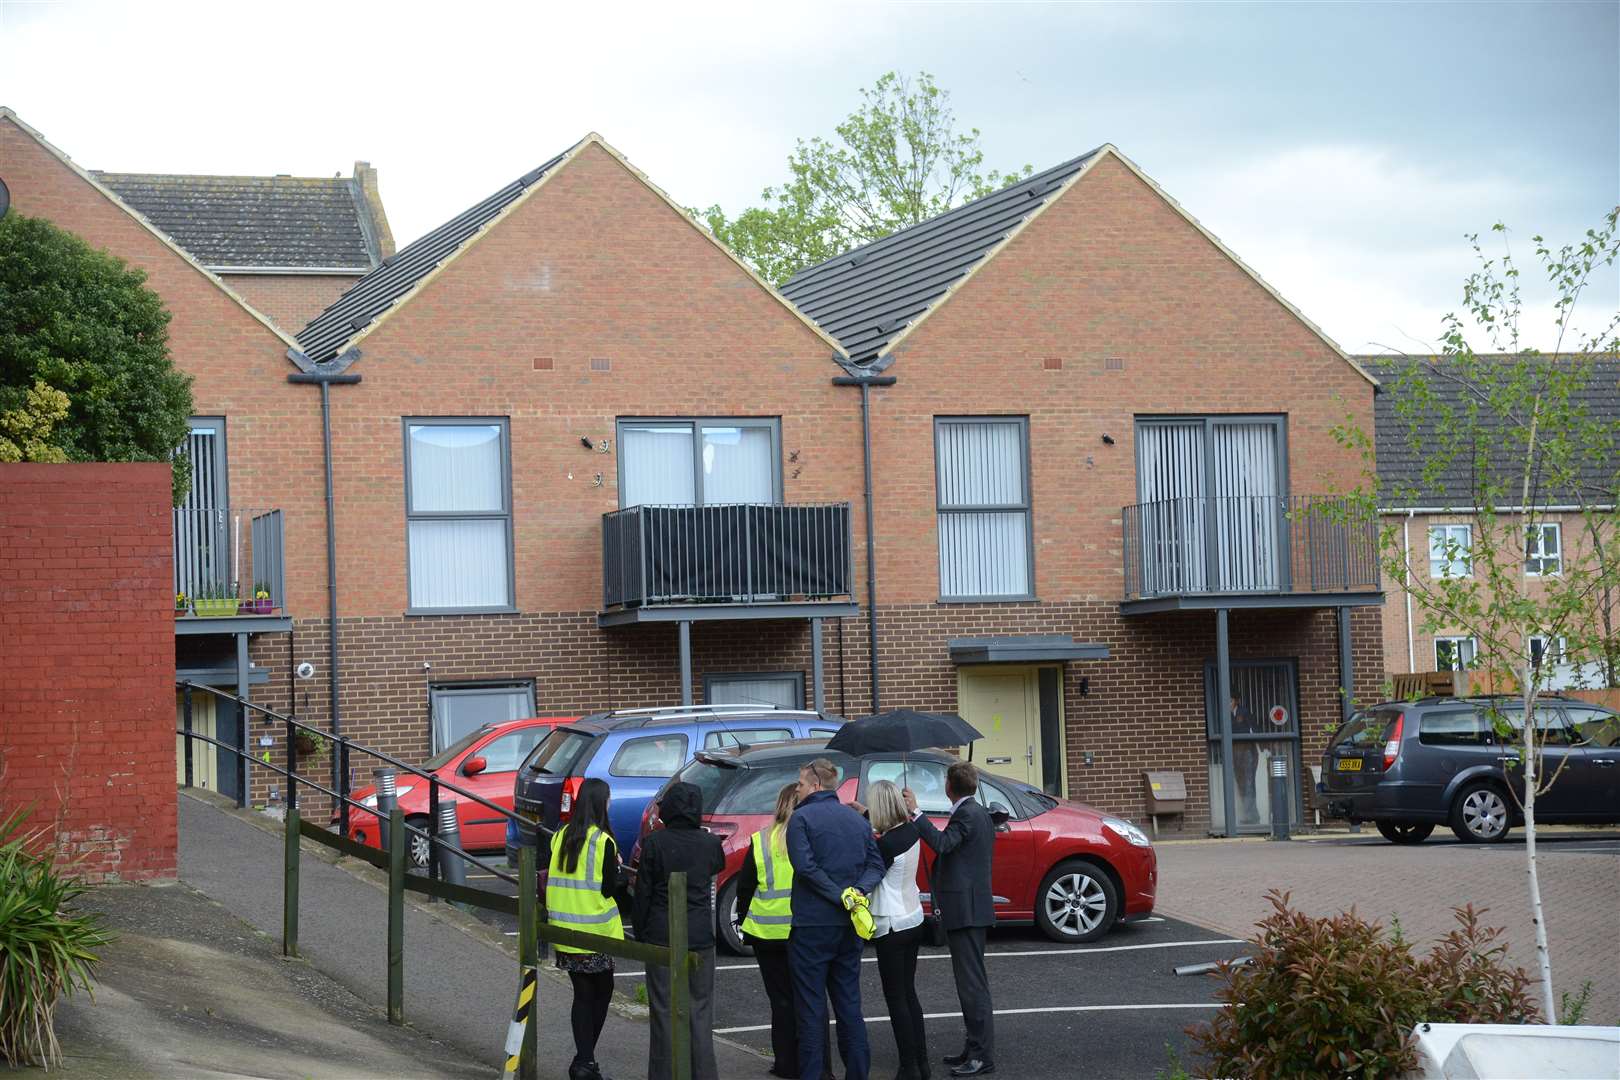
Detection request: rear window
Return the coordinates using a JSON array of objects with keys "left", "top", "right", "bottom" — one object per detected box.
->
[
  {"left": 524, "top": 728, "right": 595, "bottom": 775},
  {"left": 1419, "top": 710, "right": 1490, "bottom": 747},
  {"left": 610, "top": 734, "right": 689, "bottom": 777},
  {"left": 716, "top": 765, "right": 806, "bottom": 813},
  {"left": 1331, "top": 710, "right": 1400, "bottom": 749},
  {"left": 671, "top": 759, "right": 739, "bottom": 812}
]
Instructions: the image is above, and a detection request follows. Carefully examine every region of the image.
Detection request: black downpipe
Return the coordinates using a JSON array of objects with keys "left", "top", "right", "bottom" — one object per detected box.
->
[
  {"left": 287, "top": 368, "right": 361, "bottom": 815},
  {"left": 832, "top": 372, "right": 896, "bottom": 713}
]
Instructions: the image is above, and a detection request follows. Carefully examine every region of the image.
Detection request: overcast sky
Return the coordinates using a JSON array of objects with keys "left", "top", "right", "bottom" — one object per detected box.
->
[{"left": 3, "top": 1, "right": 1616, "bottom": 353}]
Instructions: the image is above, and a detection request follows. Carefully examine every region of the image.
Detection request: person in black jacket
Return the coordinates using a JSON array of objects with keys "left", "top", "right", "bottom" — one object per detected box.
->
[
  {"left": 905, "top": 762, "right": 995, "bottom": 1077},
  {"left": 633, "top": 781, "right": 727, "bottom": 1080}
]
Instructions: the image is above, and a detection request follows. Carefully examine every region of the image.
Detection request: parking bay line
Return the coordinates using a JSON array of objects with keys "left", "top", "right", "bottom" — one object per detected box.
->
[
  {"left": 613, "top": 937, "right": 1244, "bottom": 979},
  {"left": 715, "top": 1001, "right": 1222, "bottom": 1035}
]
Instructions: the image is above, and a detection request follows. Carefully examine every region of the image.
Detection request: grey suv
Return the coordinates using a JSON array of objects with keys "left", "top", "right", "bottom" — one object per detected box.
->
[{"left": 1319, "top": 696, "right": 1620, "bottom": 843}]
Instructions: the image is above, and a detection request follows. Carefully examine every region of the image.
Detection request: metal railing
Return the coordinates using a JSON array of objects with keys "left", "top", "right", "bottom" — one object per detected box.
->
[
  {"left": 173, "top": 507, "right": 285, "bottom": 615},
  {"left": 175, "top": 681, "right": 699, "bottom": 1079},
  {"left": 603, "top": 501, "right": 854, "bottom": 608},
  {"left": 1122, "top": 494, "right": 1379, "bottom": 601}
]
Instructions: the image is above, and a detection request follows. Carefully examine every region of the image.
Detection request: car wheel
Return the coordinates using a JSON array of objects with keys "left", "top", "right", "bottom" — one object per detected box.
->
[
  {"left": 1450, "top": 783, "right": 1512, "bottom": 843},
  {"left": 1376, "top": 821, "right": 1434, "bottom": 845},
  {"left": 1034, "top": 860, "right": 1119, "bottom": 944},
  {"left": 405, "top": 814, "right": 434, "bottom": 870},
  {"left": 716, "top": 878, "right": 753, "bottom": 957}
]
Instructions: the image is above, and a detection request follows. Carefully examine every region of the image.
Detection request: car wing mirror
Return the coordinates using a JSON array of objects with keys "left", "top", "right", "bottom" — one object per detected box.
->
[
  {"left": 989, "top": 803, "right": 1011, "bottom": 830},
  {"left": 462, "top": 755, "right": 488, "bottom": 777}
]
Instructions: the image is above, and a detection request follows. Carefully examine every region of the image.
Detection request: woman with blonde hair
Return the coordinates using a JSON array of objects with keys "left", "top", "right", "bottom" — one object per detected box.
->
[
  {"left": 869, "top": 778, "right": 931, "bottom": 1080},
  {"left": 737, "top": 782, "right": 809, "bottom": 1077}
]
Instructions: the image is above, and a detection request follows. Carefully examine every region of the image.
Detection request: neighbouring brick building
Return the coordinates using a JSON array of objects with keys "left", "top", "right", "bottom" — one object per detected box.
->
[
  {"left": 0, "top": 464, "right": 176, "bottom": 882},
  {"left": 3, "top": 107, "right": 1386, "bottom": 836}
]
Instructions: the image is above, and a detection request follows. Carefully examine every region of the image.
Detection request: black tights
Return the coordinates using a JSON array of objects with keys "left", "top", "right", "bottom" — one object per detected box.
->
[{"left": 568, "top": 969, "right": 614, "bottom": 1066}]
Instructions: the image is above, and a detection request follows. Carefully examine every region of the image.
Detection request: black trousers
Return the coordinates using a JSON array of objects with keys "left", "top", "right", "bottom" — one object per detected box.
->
[
  {"left": 749, "top": 935, "right": 800, "bottom": 1075},
  {"left": 874, "top": 923, "right": 929, "bottom": 1077},
  {"left": 947, "top": 926, "right": 993, "bottom": 1063},
  {"left": 567, "top": 969, "right": 613, "bottom": 1067}
]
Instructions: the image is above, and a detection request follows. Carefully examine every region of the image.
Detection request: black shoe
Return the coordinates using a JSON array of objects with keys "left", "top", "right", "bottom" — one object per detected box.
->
[
  {"left": 949, "top": 1062, "right": 994, "bottom": 1078},
  {"left": 943, "top": 1051, "right": 970, "bottom": 1067}
]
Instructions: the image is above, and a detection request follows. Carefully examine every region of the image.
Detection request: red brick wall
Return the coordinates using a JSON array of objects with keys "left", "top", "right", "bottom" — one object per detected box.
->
[
  {"left": 222, "top": 273, "right": 362, "bottom": 335},
  {"left": 0, "top": 464, "right": 177, "bottom": 881}
]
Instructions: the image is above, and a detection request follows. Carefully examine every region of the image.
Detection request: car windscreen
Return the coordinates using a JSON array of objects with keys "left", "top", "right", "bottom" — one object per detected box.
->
[
  {"left": 523, "top": 728, "right": 596, "bottom": 775},
  {"left": 1330, "top": 709, "right": 1399, "bottom": 749},
  {"left": 423, "top": 726, "right": 491, "bottom": 771}
]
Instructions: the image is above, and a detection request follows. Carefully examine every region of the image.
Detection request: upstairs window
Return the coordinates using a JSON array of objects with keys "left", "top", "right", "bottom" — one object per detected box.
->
[
  {"left": 405, "top": 420, "right": 513, "bottom": 612},
  {"left": 1434, "top": 636, "right": 1476, "bottom": 671},
  {"left": 936, "top": 417, "right": 1032, "bottom": 600},
  {"left": 1428, "top": 525, "right": 1472, "bottom": 579},
  {"left": 1525, "top": 523, "right": 1562, "bottom": 576},
  {"left": 1528, "top": 635, "right": 1566, "bottom": 671},
  {"left": 617, "top": 419, "right": 779, "bottom": 507}
]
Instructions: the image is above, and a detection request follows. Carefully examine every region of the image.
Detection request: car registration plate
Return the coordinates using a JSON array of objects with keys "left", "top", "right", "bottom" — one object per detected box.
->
[{"left": 1337, "top": 757, "right": 1362, "bottom": 772}]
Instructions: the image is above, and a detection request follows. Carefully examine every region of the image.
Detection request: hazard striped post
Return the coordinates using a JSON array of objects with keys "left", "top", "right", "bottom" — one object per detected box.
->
[
  {"left": 509, "top": 845, "right": 539, "bottom": 1080},
  {"left": 502, "top": 963, "right": 538, "bottom": 1079}
]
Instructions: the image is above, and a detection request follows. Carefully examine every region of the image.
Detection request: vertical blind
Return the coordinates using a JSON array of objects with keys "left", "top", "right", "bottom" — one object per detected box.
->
[
  {"left": 176, "top": 424, "right": 227, "bottom": 595},
  {"left": 1137, "top": 421, "right": 1208, "bottom": 594},
  {"left": 430, "top": 684, "right": 534, "bottom": 752},
  {"left": 701, "top": 426, "right": 774, "bottom": 503},
  {"left": 620, "top": 421, "right": 776, "bottom": 507},
  {"left": 1211, "top": 423, "right": 1281, "bottom": 591},
  {"left": 707, "top": 675, "right": 802, "bottom": 710},
  {"left": 936, "top": 419, "right": 1031, "bottom": 598},
  {"left": 621, "top": 424, "right": 696, "bottom": 506},
  {"left": 407, "top": 423, "right": 510, "bottom": 609}
]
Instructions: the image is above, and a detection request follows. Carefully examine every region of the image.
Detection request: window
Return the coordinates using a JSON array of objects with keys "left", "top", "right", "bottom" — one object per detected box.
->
[
  {"left": 1525, "top": 523, "right": 1562, "bottom": 576},
  {"left": 1434, "top": 637, "right": 1476, "bottom": 671},
  {"left": 523, "top": 728, "right": 596, "bottom": 776},
  {"left": 1528, "top": 635, "right": 1566, "bottom": 671},
  {"left": 1428, "top": 525, "right": 1472, "bottom": 579},
  {"left": 705, "top": 672, "right": 803, "bottom": 710},
  {"left": 1567, "top": 706, "right": 1620, "bottom": 748},
  {"left": 936, "top": 417, "right": 1032, "bottom": 599},
  {"left": 1331, "top": 709, "right": 1402, "bottom": 749},
  {"left": 405, "top": 420, "right": 513, "bottom": 611},
  {"left": 718, "top": 765, "right": 809, "bottom": 813},
  {"left": 703, "top": 727, "right": 793, "bottom": 750},
  {"left": 617, "top": 419, "right": 779, "bottom": 507},
  {"left": 609, "top": 734, "right": 689, "bottom": 777},
  {"left": 1501, "top": 706, "right": 1574, "bottom": 746},
  {"left": 429, "top": 683, "right": 533, "bottom": 752},
  {"left": 974, "top": 777, "right": 1019, "bottom": 817},
  {"left": 477, "top": 727, "right": 549, "bottom": 772},
  {"left": 867, "top": 760, "right": 951, "bottom": 813},
  {"left": 1419, "top": 709, "right": 1490, "bottom": 747}
]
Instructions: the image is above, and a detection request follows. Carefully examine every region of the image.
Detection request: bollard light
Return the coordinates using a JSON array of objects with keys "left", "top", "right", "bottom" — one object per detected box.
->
[
  {"left": 435, "top": 800, "right": 468, "bottom": 893},
  {"left": 375, "top": 768, "right": 398, "bottom": 798},
  {"left": 1271, "top": 757, "right": 1287, "bottom": 778}
]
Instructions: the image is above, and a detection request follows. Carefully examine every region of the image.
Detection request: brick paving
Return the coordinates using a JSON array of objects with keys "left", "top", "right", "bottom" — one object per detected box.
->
[{"left": 1154, "top": 831, "right": 1620, "bottom": 1024}]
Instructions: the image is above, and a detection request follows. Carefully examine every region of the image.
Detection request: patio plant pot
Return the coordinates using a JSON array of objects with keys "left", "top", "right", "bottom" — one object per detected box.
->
[
  {"left": 194, "top": 598, "right": 240, "bottom": 617},
  {"left": 244, "top": 598, "right": 273, "bottom": 615}
]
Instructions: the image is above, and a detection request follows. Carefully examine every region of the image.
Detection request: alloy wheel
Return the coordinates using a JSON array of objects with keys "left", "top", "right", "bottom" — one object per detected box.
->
[
  {"left": 408, "top": 824, "right": 433, "bottom": 869},
  {"left": 1043, "top": 871, "right": 1109, "bottom": 937}
]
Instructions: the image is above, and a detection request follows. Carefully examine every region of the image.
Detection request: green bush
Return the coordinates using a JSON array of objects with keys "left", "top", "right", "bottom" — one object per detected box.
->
[
  {"left": 0, "top": 810, "right": 111, "bottom": 1067},
  {"left": 1190, "top": 890, "right": 1537, "bottom": 1079}
]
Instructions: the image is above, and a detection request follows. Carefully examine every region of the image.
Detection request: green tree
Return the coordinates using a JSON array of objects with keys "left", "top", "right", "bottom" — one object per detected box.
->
[
  {"left": 1332, "top": 208, "right": 1620, "bottom": 1019},
  {"left": 700, "top": 72, "right": 1033, "bottom": 284},
  {"left": 0, "top": 213, "right": 193, "bottom": 501}
]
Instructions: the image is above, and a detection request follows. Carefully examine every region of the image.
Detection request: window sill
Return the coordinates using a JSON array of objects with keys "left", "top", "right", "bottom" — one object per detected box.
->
[
  {"left": 405, "top": 606, "right": 520, "bottom": 617},
  {"left": 936, "top": 595, "right": 1041, "bottom": 606}
]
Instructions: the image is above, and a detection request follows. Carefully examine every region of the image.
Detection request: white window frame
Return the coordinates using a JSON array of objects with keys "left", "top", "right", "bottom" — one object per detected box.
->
[
  {"left": 1525, "top": 522, "right": 1563, "bottom": 576},
  {"left": 1528, "top": 635, "right": 1566, "bottom": 670},
  {"left": 935, "top": 416, "right": 1035, "bottom": 602},
  {"left": 1428, "top": 524, "right": 1473, "bottom": 579},
  {"left": 1434, "top": 636, "right": 1477, "bottom": 672},
  {"left": 403, "top": 418, "right": 515, "bottom": 614}
]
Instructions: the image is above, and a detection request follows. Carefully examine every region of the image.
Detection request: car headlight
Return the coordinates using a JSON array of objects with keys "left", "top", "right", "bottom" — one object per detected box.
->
[
  {"left": 360, "top": 794, "right": 378, "bottom": 809},
  {"left": 358, "top": 784, "right": 415, "bottom": 810},
  {"left": 1102, "top": 817, "right": 1152, "bottom": 847}
]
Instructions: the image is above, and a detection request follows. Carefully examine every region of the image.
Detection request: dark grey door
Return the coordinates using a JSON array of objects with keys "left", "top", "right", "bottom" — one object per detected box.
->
[{"left": 1205, "top": 659, "right": 1301, "bottom": 833}]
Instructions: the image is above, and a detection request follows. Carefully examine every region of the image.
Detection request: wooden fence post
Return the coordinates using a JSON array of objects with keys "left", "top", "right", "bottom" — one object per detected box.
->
[
  {"left": 668, "top": 870, "right": 690, "bottom": 1080},
  {"left": 282, "top": 805, "right": 299, "bottom": 957},
  {"left": 387, "top": 804, "right": 405, "bottom": 1024}
]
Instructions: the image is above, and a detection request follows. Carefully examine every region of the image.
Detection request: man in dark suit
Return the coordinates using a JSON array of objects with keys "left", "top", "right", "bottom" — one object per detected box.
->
[{"left": 905, "top": 761, "right": 995, "bottom": 1077}]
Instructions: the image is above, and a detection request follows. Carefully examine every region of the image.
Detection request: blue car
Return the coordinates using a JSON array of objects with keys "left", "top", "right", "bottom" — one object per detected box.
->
[{"left": 507, "top": 704, "right": 844, "bottom": 862}]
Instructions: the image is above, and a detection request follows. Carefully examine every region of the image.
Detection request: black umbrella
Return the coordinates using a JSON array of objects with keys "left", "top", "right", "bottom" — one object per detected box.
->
[{"left": 824, "top": 709, "right": 983, "bottom": 755}]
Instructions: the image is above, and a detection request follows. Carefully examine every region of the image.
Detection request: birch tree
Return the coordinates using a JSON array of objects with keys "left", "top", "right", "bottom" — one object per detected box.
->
[{"left": 1333, "top": 208, "right": 1620, "bottom": 1019}]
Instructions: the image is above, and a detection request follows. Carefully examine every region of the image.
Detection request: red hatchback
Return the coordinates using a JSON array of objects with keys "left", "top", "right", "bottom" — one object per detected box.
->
[
  {"left": 640, "top": 741, "right": 1158, "bottom": 954},
  {"left": 339, "top": 716, "right": 575, "bottom": 869}
]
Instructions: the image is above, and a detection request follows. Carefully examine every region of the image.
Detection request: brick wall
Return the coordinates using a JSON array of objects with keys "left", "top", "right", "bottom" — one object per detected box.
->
[
  {"left": 222, "top": 272, "right": 362, "bottom": 334},
  {"left": 0, "top": 464, "right": 177, "bottom": 882}
]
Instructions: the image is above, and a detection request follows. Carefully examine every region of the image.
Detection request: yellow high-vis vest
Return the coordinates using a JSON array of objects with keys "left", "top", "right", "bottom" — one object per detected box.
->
[
  {"left": 546, "top": 824, "right": 625, "bottom": 954},
  {"left": 739, "top": 827, "right": 794, "bottom": 940}
]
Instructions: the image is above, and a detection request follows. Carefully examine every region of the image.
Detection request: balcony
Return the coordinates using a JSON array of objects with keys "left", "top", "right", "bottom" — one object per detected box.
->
[
  {"left": 173, "top": 507, "right": 290, "bottom": 634},
  {"left": 601, "top": 503, "right": 856, "bottom": 625},
  {"left": 1121, "top": 494, "right": 1381, "bottom": 614}
]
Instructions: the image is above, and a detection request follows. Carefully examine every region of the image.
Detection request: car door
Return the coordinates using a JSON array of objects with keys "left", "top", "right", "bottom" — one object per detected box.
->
[
  {"left": 1499, "top": 706, "right": 1585, "bottom": 819},
  {"left": 603, "top": 732, "right": 690, "bottom": 852},
  {"left": 458, "top": 725, "right": 549, "bottom": 848},
  {"left": 974, "top": 775, "right": 1035, "bottom": 918},
  {"left": 1564, "top": 705, "right": 1620, "bottom": 821}
]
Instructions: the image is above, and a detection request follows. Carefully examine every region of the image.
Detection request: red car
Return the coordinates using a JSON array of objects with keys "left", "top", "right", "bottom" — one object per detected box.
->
[
  {"left": 339, "top": 716, "right": 575, "bottom": 869},
  {"left": 640, "top": 740, "right": 1158, "bottom": 954}
]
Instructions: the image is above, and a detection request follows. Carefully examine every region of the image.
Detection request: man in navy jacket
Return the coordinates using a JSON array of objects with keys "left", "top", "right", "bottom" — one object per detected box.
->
[{"left": 786, "top": 757, "right": 884, "bottom": 1080}]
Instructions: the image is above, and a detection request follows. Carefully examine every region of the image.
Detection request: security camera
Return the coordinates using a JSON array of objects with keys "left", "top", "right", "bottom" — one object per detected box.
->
[{"left": 295, "top": 662, "right": 316, "bottom": 680}]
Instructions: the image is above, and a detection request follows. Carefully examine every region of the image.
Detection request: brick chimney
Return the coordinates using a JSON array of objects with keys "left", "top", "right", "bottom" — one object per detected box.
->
[{"left": 352, "top": 160, "right": 395, "bottom": 260}]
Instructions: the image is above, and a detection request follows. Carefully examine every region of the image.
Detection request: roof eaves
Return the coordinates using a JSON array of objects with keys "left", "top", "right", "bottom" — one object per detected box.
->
[
  {"left": 1098, "top": 145, "right": 1379, "bottom": 389},
  {"left": 585, "top": 135, "right": 852, "bottom": 365},
  {"left": 0, "top": 107, "right": 305, "bottom": 360}
]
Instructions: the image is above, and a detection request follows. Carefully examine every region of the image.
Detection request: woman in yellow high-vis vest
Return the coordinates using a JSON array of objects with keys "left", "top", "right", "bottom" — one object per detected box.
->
[
  {"left": 737, "top": 782, "right": 806, "bottom": 1078},
  {"left": 547, "top": 777, "right": 628, "bottom": 1080}
]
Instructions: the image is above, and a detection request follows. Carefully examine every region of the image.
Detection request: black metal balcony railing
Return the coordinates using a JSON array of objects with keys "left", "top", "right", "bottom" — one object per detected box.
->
[
  {"left": 1122, "top": 494, "right": 1379, "bottom": 601},
  {"left": 174, "top": 507, "right": 285, "bottom": 615},
  {"left": 603, "top": 503, "right": 853, "bottom": 609}
]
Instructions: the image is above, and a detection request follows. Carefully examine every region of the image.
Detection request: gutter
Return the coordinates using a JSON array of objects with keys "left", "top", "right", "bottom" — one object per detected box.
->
[
  {"left": 287, "top": 353, "right": 363, "bottom": 808},
  {"left": 210, "top": 265, "right": 372, "bottom": 276},
  {"left": 832, "top": 370, "right": 897, "bottom": 713},
  {"left": 1379, "top": 504, "right": 1612, "bottom": 514}
]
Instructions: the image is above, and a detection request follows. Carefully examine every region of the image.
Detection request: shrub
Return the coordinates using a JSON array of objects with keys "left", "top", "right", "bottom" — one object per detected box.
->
[
  {"left": 0, "top": 810, "right": 111, "bottom": 1068},
  {"left": 1189, "top": 890, "right": 1538, "bottom": 1080}
]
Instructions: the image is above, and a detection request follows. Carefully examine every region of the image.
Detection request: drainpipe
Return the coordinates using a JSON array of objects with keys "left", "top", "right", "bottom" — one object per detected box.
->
[
  {"left": 287, "top": 363, "right": 362, "bottom": 799},
  {"left": 1403, "top": 509, "right": 1416, "bottom": 672},
  {"left": 832, "top": 372, "right": 896, "bottom": 713}
]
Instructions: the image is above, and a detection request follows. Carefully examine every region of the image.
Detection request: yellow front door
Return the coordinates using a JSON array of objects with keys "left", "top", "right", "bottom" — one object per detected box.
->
[
  {"left": 957, "top": 666, "right": 1042, "bottom": 787},
  {"left": 176, "top": 693, "right": 217, "bottom": 791}
]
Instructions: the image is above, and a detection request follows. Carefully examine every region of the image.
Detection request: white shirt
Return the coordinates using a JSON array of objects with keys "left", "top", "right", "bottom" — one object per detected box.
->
[{"left": 871, "top": 835, "right": 922, "bottom": 937}]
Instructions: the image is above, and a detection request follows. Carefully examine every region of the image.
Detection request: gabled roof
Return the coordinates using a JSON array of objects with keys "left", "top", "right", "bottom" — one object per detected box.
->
[
  {"left": 0, "top": 107, "right": 300, "bottom": 352},
  {"left": 92, "top": 171, "right": 383, "bottom": 271},
  {"left": 1366, "top": 354, "right": 1620, "bottom": 509},
  {"left": 783, "top": 144, "right": 1376, "bottom": 385},
  {"left": 780, "top": 149, "right": 1103, "bottom": 367},
  {"left": 296, "top": 134, "right": 846, "bottom": 368}
]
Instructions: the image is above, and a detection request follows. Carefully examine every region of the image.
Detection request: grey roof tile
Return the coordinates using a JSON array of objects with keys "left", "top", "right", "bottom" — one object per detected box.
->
[
  {"left": 93, "top": 172, "right": 378, "bottom": 269},
  {"left": 295, "top": 143, "right": 577, "bottom": 364},
  {"left": 781, "top": 148, "right": 1103, "bottom": 366}
]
